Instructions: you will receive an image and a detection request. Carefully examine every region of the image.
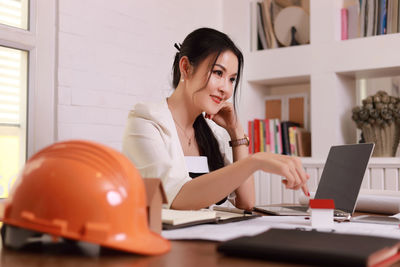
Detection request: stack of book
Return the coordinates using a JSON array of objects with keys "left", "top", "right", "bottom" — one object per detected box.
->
[
  {"left": 248, "top": 119, "right": 311, "bottom": 157},
  {"left": 255, "top": 0, "right": 279, "bottom": 50},
  {"left": 341, "top": 0, "right": 400, "bottom": 40}
]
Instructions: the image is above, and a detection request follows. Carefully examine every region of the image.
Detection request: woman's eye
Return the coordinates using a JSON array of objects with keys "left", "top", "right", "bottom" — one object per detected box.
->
[
  {"left": 230, "top": 77, "right": 236, "bottom": 84},
  {"left": 213, "top": 70, "right": 223, "bottom": 76}
]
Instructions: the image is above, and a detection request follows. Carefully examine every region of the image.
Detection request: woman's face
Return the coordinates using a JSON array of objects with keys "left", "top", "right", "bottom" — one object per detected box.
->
[{"left": 187, "top": 50, "right": 238, "bottom": 115}]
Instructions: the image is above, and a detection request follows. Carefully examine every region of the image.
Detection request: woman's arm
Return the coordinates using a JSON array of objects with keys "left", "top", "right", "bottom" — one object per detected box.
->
[
  {"left": 171, "top": 150, "right": 309, "bottom": 210},
  {"left": 228, "top": 125, "right": 255, "bottom": 210},
  {"left": 171, "top": 155, "right": 256, "bottom": 210},
  {"left": 203, "top": 103, "right": 255, "bottom": 209},
  {"left": 191, "top": 102, "right": 309, "bottom": 211}
]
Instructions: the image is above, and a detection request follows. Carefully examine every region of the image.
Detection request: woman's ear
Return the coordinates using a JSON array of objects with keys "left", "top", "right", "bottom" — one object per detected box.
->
[{"left": 179, "top": 56, "right": 192, "bottom": 80}]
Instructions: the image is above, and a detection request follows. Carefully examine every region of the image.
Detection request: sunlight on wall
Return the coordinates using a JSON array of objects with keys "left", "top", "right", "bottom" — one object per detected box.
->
[{"left": 0, "top": 135, "right": 19, "bottom": 197}]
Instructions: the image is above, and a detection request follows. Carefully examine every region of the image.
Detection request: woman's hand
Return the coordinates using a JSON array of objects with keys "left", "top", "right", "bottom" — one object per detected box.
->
[
  {"left": 205, "top": 102, "right": 239, "bottom": 134},
  {"left": 252, "top": 152, "right": 310, "bottom": 196}
]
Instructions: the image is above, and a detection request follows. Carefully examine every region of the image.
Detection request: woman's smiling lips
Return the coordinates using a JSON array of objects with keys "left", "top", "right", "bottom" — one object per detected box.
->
[{"left": 211, "top": 95, "right": 222, "bottom": 104}]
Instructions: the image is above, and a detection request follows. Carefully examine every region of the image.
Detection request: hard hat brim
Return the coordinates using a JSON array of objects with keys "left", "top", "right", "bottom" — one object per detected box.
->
[
  {"left": 2, "top": 220, "right": 171, "bottom": 255},
  {"left": 102, "top": 230, "right": 171, "bottom": 255}
]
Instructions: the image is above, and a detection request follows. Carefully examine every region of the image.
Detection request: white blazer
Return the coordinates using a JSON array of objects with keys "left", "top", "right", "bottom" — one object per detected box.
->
[{"left": 122, "top": 99, "right": 231, "bottom": 208}]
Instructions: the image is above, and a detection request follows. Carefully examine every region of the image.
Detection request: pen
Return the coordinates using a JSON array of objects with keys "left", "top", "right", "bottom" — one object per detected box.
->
[{"left": 213, "top": 206, "right": 253, "bottom": 215}]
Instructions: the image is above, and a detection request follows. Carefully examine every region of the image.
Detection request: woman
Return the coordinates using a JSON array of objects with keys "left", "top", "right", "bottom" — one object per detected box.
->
[{"left": 123, "top": 28, "right": 309, "bottom": 211}]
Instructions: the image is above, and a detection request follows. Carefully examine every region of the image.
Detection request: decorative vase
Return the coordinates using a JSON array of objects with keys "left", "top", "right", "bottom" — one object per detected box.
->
[{"left": 362, "top": 123, "right": 400, "bottom": 157}]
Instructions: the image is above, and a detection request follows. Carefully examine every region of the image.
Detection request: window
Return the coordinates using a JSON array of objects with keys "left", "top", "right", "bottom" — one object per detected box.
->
[
  {"left": 0, "top": 0, "right": 55, "bottom": 198},
  {"left": 0, "top": 46, "right": 27, "bottom": 197},
  {"left": 0, "top": 0, "right": 29, "bottom": 30},
  {"left": 0, "top": 0, "right": 29, "bottom": 198}
]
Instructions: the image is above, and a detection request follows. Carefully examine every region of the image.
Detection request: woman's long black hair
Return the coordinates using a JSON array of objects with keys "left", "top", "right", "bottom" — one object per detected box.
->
[{"left": 172, "top": 28, "right": 244, "bottom": 172}]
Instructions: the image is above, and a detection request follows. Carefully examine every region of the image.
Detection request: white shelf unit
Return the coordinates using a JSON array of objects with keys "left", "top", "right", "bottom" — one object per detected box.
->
[
  {"left": 223, "top": 0, "right": 400, "bottom": 160},
  {"left": 223, "top": 0, "right": 400, "bottom": 204}
]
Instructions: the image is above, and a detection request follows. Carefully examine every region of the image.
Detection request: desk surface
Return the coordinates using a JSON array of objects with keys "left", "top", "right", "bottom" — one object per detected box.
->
[
  {"left": 2, "top": 238, "right": 400, "bottom": 267},
  {"left": 0, "top": 239, "right": 310, "bottom": 267},
  {"left": 2, "top": 212, "right": 400, "bottom": 267}
]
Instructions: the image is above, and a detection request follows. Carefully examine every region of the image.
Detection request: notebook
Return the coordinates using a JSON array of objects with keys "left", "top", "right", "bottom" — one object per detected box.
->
[
  {"left": 217, "top": 228, "right": 400, "bottom": 267},
  {"left": 162, "top": 209, "right": 260, "bottom": 230},
  {"left": 253, "top": 143, "right": 374, "bottom": 218}
]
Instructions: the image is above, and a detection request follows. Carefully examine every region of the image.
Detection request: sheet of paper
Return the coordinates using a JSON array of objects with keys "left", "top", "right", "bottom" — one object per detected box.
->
[
  {"left": 334, "top": 220, "right": 400, "bottom": 239},
  {"left": 162, "top": 216, "right": 309, "bottom": 241},
  {"left": 162, "top": 215, "right": 400, "bottom": 241}
]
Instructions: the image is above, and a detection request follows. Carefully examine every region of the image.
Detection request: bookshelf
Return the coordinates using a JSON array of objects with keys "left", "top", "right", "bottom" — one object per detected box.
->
[{"left": 223, "top": 0, "right": 400, "bottom": 160}]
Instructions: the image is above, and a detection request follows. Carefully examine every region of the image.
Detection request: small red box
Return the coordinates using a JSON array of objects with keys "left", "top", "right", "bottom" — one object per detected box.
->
[{"left": 309, "top": 199, "right": 335, "bottom": 209}]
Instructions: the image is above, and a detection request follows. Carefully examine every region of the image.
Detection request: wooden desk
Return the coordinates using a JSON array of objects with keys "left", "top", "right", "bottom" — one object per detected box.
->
[
  {"left": 3, "top": 238, "right": 400, "bottom": 267},
  {"left": 2, "top": 213, "right": 400, "bottom": 267},
  {"left": 0, "top": 239, "right": 307, "bottom": 267}
]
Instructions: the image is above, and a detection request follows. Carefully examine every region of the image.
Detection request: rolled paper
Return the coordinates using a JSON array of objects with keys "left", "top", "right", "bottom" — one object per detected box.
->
[{"left": 298, "top": 190, "right": 400, "bottom": 215}]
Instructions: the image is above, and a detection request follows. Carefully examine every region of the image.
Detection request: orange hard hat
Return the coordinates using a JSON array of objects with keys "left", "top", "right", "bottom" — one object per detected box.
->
[{"left": 1, "top": 140, "right": 170, "bottom": 255}]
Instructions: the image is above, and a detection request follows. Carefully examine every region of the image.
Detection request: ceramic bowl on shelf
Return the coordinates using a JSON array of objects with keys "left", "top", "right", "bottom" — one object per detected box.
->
[{"left": 273, "top": 6, "right": 310, "bottom": 46}]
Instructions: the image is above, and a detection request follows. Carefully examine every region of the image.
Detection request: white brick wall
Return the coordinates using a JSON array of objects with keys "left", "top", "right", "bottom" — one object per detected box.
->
[{"left": 57, "top": 0, "right": 222, "bottom": 150}]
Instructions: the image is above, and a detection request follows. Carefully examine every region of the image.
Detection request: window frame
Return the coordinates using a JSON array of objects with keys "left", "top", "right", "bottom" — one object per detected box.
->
[{"left": 0, "top": 0, "right": 56, "bottom": 159}]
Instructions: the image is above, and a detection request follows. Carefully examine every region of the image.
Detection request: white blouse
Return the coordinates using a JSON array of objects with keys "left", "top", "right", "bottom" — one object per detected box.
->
[{"left": 122, "top": 99, "right": 232, "bottom": 208}]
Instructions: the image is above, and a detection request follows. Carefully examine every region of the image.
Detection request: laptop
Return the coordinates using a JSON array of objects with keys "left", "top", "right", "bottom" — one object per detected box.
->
[{"left": 253, "top": 143, "right": 374, "bottom": 219}]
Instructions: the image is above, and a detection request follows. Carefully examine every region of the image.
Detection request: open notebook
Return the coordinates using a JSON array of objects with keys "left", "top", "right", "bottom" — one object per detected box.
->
[
  {"left": 162, "top": 208, "right": 259, "bottom": 230},
  {"left": 254, "top": 143, "right": 374, "bottom": 218}
]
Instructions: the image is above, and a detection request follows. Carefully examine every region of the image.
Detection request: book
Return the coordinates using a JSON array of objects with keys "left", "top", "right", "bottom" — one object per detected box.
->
[
  {"left": 260, "top": 0, "right": 278, "bottom": 49},
  {"left": 247, "top": 120, "right": 254, "bottom": 154},
  {"left": 256, "top": 2, "right": 268, "bottom": 49},
  {"left": 162, "top": 208, "right": 259, "bottom": 230},
  {"left": 366, "top": 0, "right": 375, "bottom": 36},
  {"left": 254, "top": 119, "right": 261, "bottom": 153},
  {"left": 288, "top": 126, "right": 298, "bottom": 156},
  {"left": 250, "top": 1, "right": 259, "bottom": 51},
  {"left": 296, "top": 128, "right": 311, "bottom": 157},
  {"left": 374, "top": 0, "right": 379, "bottom": 35},
  {"left": 387, "top": 0, "right": 398, "bottom": 33},
  {"left": 275, "top": 119, "right": 283, "bottom": 154},
  {"left": 264, "top": 119, "right": 271, "bottom": 152},
  {"left": 360, "top": 0, "right": 367, "bottom": 37},
  {"left": 341, "top": 8, "right": 348, "bottom": 40},
  {"left": 259, "top": 119, "right": 265, "bottom": 152},
  {"left": 347, "top": 3, "right": 360, "bottom": 39},
  {"left": 378, "top": 0, "right": 387, "bottom": 34},
  {"left": 387, "top": 0, "right": 393, "bottom": 33},
  {"left": 269, "top": 119, "right": 275, "bottom": 153},
  {"left": 280, "top": 121, "right": 300, "bottom": 155},
  {"left": 217, "top": 228, "right": 400, "bottom": 266},
  {"left": 398, "top": 0, "right": 400, "bottom": 32},
  {"left": 273, "top": 119, "right": 279, "bottom": 153},
  {"left": 394, "top": 0, "right": 399, "bottom": 33}
]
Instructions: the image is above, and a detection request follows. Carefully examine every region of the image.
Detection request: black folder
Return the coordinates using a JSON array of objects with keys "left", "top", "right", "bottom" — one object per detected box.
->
[{"left": 217, "top": 228, "right": 400, "bottom": 267}]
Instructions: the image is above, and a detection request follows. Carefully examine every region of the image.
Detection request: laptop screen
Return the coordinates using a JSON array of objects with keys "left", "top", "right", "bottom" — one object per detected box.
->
[{"left": 314, "top": 143, "right": 374, "bottom": 214}]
